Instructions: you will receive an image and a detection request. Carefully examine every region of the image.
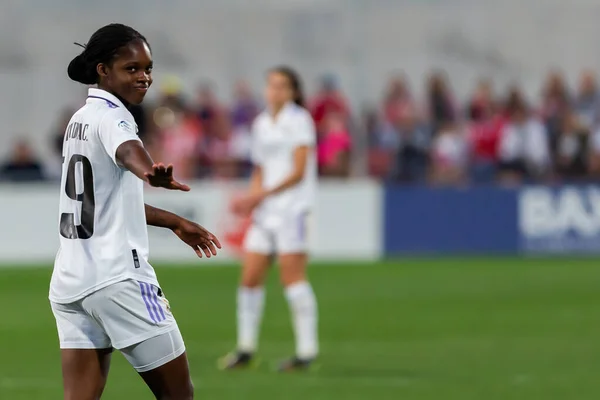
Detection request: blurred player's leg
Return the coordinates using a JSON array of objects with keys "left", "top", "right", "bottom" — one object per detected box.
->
[
  {"left": 60, "top": 348, "right": 112, "bottom": 400},
  {"left": 219, "top": 252, "right": 271, "bottom": 369},
  {"left": 238, "top": 252, "right": 270, "bottom": 352},
  {"left": 279, "top": 253, "right": 319, "bottom": 370},
  {"left": 220, "top": 224, "right": 273, "bottom": 369}
]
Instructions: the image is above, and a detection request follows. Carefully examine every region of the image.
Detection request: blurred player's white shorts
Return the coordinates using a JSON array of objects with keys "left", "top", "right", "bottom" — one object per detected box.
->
[
  {"left": 50, "top": 279, "right": 185, "bottom": 372},
  {"left": 244, "top": 210, "right": 311, "bottom": 254}
]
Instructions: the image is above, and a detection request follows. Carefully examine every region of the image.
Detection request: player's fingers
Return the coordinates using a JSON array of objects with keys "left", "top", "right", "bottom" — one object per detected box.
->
[
  {"left": 166, "top": 164, "right": 173, "bottom": 176},
  {"left": 193, "top": 245, "right": 203, "bottom": 258},
  {"left": 200, "top": 243, "right": 212, "bottom": 258},
  {"left": 211, "top": 235, "right": 222, "bottom": 249},
  {"left": 198, "top": 228, "right": 215, "bottom": 241},
  {"left": 154, "top": 163, "right": 165, "bottom": 175},
  {"left": 171, "top": 181, "right": 191, "bottom": 192},
  {"left": 206, "top": 241, "right": 218, "bottom": 256}
]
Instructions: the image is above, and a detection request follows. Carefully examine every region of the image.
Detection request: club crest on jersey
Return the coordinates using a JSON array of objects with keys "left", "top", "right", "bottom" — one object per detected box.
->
[{"left": 117, "top": 120, "right": 134, "bottom": 133}]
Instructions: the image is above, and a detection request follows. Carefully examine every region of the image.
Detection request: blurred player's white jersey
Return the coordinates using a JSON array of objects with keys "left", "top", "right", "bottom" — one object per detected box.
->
[
  {"left": 49, "top": 88, "right": 159, "bottom": 304},
  {"left": 251, "top": 102, "right": 317, "bottom": 220},
  {"left": 244, "top": 102, "right": 317, "bottom": 254}
]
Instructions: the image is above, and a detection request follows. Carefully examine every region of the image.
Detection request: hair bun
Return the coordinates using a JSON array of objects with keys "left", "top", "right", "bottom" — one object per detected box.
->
[{"left": 67, "top": 52, "right": 96, "bottom": 85}]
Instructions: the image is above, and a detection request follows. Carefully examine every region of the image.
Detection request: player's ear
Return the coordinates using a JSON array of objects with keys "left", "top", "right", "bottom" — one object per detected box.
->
[{"left": 97, "top": 63, "right": 109, "bottom": 79}]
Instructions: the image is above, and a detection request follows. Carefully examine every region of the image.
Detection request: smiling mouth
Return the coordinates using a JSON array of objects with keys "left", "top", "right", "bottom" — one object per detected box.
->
[{"left": 134, "top": 86, "right": 149, "bottom": 92}]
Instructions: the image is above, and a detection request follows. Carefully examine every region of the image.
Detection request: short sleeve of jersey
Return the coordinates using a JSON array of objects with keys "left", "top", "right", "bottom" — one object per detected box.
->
[
  {"left": 290, "top": 111, "right": 316, "bottom": 147},
  {"left": 98, "top": 109, "right": 141, "bottom": 166}
]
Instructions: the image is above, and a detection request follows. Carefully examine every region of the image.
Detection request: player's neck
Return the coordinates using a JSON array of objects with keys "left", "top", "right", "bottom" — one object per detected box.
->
[
  {"left": 269, "top": 103, "right": 286, "bottom": 121},
  {"left": 96, "top": 85, "right": 131, "bottom": 108}
]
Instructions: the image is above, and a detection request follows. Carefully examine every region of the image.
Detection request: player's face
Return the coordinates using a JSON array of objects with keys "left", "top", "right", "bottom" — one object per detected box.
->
[
  {"left": 265, "top": 72, "right": 293, "bottom": 108},
  {"left": 100, "top": 40, "right": 153, "bottom": 105}
]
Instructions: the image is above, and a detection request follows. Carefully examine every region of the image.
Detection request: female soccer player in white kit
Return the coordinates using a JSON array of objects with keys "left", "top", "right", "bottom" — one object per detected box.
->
[
  {"left": 219, "top": 66, "right": 319, "bottom": 371},
  {"left": 49, "top": 24, "right": 220, "bottom": 399}
]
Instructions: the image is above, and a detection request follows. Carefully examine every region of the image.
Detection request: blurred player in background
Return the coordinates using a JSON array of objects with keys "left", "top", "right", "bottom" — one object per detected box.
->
[
  {"left": 219, "top": 66, "right": 319, "bottom": 371},
  {"left": 50, "top": 24, "right": 220, "bottom": 399}
]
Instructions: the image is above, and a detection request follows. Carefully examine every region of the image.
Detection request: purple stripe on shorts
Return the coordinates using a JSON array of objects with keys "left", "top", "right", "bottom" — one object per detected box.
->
[
  {"left": 142, "top": 282, "right": 163, "bottom": 323},
  {"left": 150, "top": 285, "right": 166, "bottom": 321},
  {"left": 138, "top": 281, "right": 158, "bottom": 323},
  {"left": 298, "top": 212, "right": 307, "bottom": 241}
]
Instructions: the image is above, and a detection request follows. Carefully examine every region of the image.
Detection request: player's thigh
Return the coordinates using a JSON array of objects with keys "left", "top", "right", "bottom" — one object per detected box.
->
[
  {"left": 60, "top": 348, "right": 113, "bottom": 400},
  {"left": 275, "top": 212, "right": 310, "bottom": 286},
  {"left": 51, "top": 300, "right": 112, "bottom": 349},
  {"left": 139, "top": 353, "right": 193, "bottom": 400},
  {"left": 242, "top": 224, "right": 274, "bottom": 287},
  {"left": 81, "top": 280, "right": 177, "bottom": 352},
  {"left": 241, "top": 251, "right": 272, "bottom": 287},
  {"left": 50, "top": 301, "right": 113, "bottom": 399},
  {"left": 123, "top": 328, "right": 193, "bottom": 399}
]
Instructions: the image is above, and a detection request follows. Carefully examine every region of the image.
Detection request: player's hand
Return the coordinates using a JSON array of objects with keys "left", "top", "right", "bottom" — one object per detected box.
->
[
  {"left": 144, "top": 163, "right": 191, "bottom": 191},
  {"left": 230, "top": 191, "right": 266, "bottom": 217},
  {"left": 172, "top": 218, "right": 222, "bottom": 258}
]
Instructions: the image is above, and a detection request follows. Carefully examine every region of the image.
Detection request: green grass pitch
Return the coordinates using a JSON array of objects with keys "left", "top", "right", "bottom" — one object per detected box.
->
[{"left": 0, "top": 258, "right": 599, "bottom": 399}]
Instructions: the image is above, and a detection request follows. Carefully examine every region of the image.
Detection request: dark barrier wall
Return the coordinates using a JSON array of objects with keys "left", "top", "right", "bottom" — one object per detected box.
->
[{"left": 384, "top": 185, "right": 600, "bottom": 255}]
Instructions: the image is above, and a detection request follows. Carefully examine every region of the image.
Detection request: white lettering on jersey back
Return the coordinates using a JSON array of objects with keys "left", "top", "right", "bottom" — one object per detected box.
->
[
  {"left": 49, "top": 88, "right": 159, "bottom": 304},
  {"left": 250, "top": 102, "right": 317, "bottom": 226}
]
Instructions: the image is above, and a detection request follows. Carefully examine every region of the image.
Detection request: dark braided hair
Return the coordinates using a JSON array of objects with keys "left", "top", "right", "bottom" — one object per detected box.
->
[
  {"left": 68, "top": 23, "right": 150, "bottom": 85},
  {"left": 270, "top": 66, "right": 305, "bottom": 107}
]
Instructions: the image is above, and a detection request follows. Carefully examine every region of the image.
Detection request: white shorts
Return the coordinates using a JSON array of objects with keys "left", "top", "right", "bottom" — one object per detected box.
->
[
  {"left": 244, "top": 211, "right": 311, "bottom": 255},
  {"left": 50, "top": 279, "right": 185, "bottom": 371}
]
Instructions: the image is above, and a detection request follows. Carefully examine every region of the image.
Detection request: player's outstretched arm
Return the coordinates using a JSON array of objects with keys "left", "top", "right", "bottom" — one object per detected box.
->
[
  {"left": 145, "top": 204, "right": 222, "bottom": 258},
  {"left": 116, "top": 140, "right": 190, "bottom": 191},
  {"left": 144, "top": 203, "right": 181, "bottom": 230}
]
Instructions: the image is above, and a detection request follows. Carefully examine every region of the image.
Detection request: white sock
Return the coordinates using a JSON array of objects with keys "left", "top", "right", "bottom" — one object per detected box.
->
[
  {"left": 236, "top": 286, "right": 265, "bottom": 353},
  {"left": 285, "top": 281, "right": 319, "bottom": 359}
]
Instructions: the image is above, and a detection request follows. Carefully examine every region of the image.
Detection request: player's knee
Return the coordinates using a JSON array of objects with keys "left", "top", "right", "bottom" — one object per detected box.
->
[
  {"left": 240, "top": 267, "right": 267, "bottom": 287},
  {"left": 279, "top": 267, "right": 306, "bottom": 287},
  {"left": 241, "top": 275, "right": 264, "bottom": 288},
  {"left": 278, "top": 254, "right": 307, "bottom": 287},
  {"left": 280, "top": 274, "right": 305, "bottom": 287}
]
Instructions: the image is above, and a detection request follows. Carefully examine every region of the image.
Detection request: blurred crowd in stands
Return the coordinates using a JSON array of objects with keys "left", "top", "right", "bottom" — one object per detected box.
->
[{"left": 3, "top": 69, "right": 600, "bottom": 186}]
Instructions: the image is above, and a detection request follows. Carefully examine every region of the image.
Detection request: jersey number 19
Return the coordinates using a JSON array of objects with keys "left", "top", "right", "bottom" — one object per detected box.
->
[{"left": 60, "top": 154, "right": 95, "bottom": 240}]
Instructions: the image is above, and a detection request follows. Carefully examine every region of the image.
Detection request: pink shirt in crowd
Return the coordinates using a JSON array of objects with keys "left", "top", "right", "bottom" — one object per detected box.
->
[{"left": 317, "top": 131, "right": 351, "bottom": 168}]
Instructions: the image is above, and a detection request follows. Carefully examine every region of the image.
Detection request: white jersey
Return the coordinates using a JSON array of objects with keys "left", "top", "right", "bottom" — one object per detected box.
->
[
  {"left": 251, "top": 102, "right": 317, "bottom": 224},
  {"left": 49, "top": 88, "right": 159, "bottom": 304}
]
